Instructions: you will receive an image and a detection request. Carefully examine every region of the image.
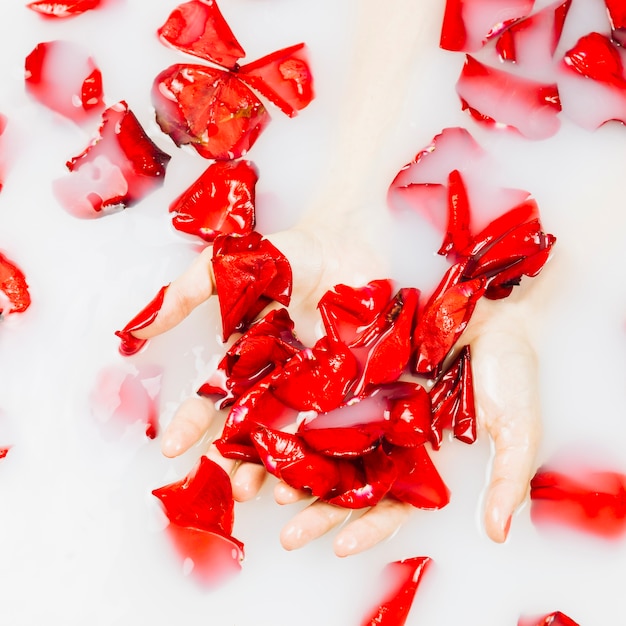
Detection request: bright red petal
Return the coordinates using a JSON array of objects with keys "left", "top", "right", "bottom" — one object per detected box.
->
[
  {"left": 439, "top": 0, "right": 534, "bottom": 52},
  {"left": 457, "top": 55, "right": 561, "bottom": 140},
  {"left": 238, "top": 43, "right": 314, "bottom": 117},
  {"left": 169, "top": 160, "right": 258, "bottom": 242},
  {"left": 605, "top": 0, "right": 626, "bottom": 46},
  {"left": 25, "top": 40, "right": 105, "bottom": 122},
  {"left": 53, "top": 101, "right": 171, "bottom": 218},
  {"left": 157, "top": 0, "right": 245, "bottom": 69},
  {"left": 152, "top": 64, "right": 270, "bottom": 160},
  {"left": 518, "top": 611, "right": 580, "bottom": 626},
  {"left": 0, "top": 252, "right": 31, "bottom": 315},
  {"left": 26, "top": 0, "right": 101, "bottom": 18},
  {"left": 360, "top": 556, "right": 432, "bottom": 626},
  {"left": 438, "top": 169, "right": 472, "bottom": 257},
  {"left": 385, "top": 382, "right": 432, "bottom": 448}
]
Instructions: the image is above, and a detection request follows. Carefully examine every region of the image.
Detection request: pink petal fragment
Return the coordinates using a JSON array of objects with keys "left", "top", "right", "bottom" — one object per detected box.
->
[
  {"left": 360, "top": 556, "right": 432, "bottom": 626},
  {"left": 24, "top": 40, "right": 105, "bottom": 122},
  {"left": 0, "top": 252, "right": 31, "bottom": 316},
  {"left": 456, "top": 55, "right": 561, "bottom": 139},
  {"left": 53, "top": 101, "right": 171, "bottom": 218},
  {"left": 157, "top": 0, "right": 245, "bottom": 69},
  {"left": 26, "top": 0, "right": 101, "bottom": 18},
  {"left": 440, "top": 0, "right": 535, "bottom": 52}
]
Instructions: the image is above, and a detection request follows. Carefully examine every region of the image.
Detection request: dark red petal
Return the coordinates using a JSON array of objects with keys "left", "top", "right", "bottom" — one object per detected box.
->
[
  {"left": 605, "top": 0, "right": 626, "bottom": 46},
  {"left": 215, "top": 378, "right": 298, "bottom": 462},
  {"left": 251, "top": 427, "right": 343, "bottom": 496},
  {"left": 457, "top": 55, "right": 561, "bottom": 140},
  {"left": 237, "top": 43, "right": 314, "bottom": 117},
  {"left": 360, "top": 556, "right": 432, "bottom": 626},
  {"left": 530, "top": 465, "right": 626, "bottom": 538},
  {"left": 157, "top": 0, "right": 245, "bottom": 69},
  {"left": 318, "top": 279, "right": 394, "bottom": 345},
  {"left": 115, "top": 285, "right": 168, "bottom": 356},
  {"left": 24, "top": 40, "right": 105, "bottom": 122},
  {"left": 211, "top": 231, "right": 292, "bottom": 340},
  {"left": 152, "top": 64, "right": 270, "bottom": 161},
  {"left": 0, "top": 252, "right": 31, "bottom": 315},
  {"left": 438, "top": 169, "right": 472, "bottom": 257},
  {"left": 429, "top": 345, "right": 476, "bottom": 448},
  {"left": 271, "top": 336, "right": 359, "bottom": 413},
  {"left": 352, "top": 288, "right": 420, "bottom": 396},
  {"left": 387, "top": 445, "right": 450, "bottom": 509},
  {"left": 413, "top": 264, "right": 485, "bottom": 377},
  {"left": 152, "top": 456, "right": 235, "bottom": 535},
  {"left": 518, "top": 611, "right": 580, "bottom": 626},
  {"left": 496, "top": 0, "right": 572, "bottom": 65},
  {"left": 26, "top": 0, "right": 101, "bottom": 18},
  {"left": 562, "top": 32, "right": 626, "bottom": 88},
  {"left": 439, "top": 0, "right": 534, "bottom": 52},
  {"left": 385, "top": 383, "right": 432, "bottom": 448},
  {"left": 53, "top": 101, "right": 171, "bottom": 218},
  {"left": 169, "top": 160, "right": 258, "bottom": 242}
]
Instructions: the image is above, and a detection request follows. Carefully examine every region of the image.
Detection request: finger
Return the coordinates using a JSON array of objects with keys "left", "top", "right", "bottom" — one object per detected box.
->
[
  {"left": 280, "top": 500, "right": 351, "bottom": 551},
  {"left": 274, "top": 480, "right": 310, "bottom": 505},
  {"left": 161, "top": 395, "right": 217, "bottom": 458},
  {"left": 133, "top": 246, "right": 215, "bottom": 340},
  {"left": 333, "top": 498, "right": 412, "bottom": 557},
  {"left": 231, "top": 462, "right": 267, "bottom": 502}
]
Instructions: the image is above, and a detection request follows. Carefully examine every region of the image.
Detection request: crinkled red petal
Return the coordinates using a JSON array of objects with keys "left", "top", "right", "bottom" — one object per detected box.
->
[
  {"left": 157, "top": 0, "right": 245, "bottom": 69},
  {"left": 299, "top": 423, "right": 384, "bottom": 458},
  {"left": 429, "top": 345, "right": 476, "bottom": 448},
  {"left": 237, "top": 43, "right": 314, "bottom": 117},
  {"left": 26, "top": 0, "right": 101, "bottom": 18},
  {"left": 413, "top": 263, "right": 485, "bottom": 377},
  {"left": 215, "top": 378, "right": 298, "bottom": 462},
  {"left": 211, "top": 231, "right": 292, "bottom": 340},
  {"left": 318, "top": 279, "right": 394, "bottom": 345},
  {"left": 152, "top": 64, "right": 270, "bottom": 160},
  {"left": 457, "top": 55, "right": 561, "bottom": 140},
  {"left": 24, "top": 40, "right": 105, "bottom": 122},
  {"left": 115, "top": 285, "right": 168, "bottom": 356},
  {"left": 53, "top": 101, "right": 171, "bottom": 218},
  {"left": 387, "top": 445, "right": 450, "bottom": 509},
  {"left": 352, "top": 288, "right": 420, "bottom": 396},
  {"left": 360, "top": 556, "right": 432, "bottom": 626},
  {"left": 0, "top": 252, "right": 31, "bottom": 315},
  {"left": 563, "top": 32, "right": 626, "bottom": 88},
  {"left": 530, "top": 465, "right": 626, "bottom": 538},
  {"left": 439, "top": 0, "right": 534, "bottom": 52},
  {"left": 152, "top": 456, "right": 236, "bottom": 536},
  {"left": 199, "top": 308, "right": 303, "bottom": 405},
  {"left": 605, "top": 0, "right": 626, "bottom": 46},
  {"left": 518, "top": 611, "right": 580, "bottom": 626},
  {"left": 271, "top": 336, "right": 359, "bottom": 413},
  {"left": 496, "top": 0, "right": 572, "bottom": 64},
  {"left": 438, "top": 168, "right": 472, "bottom": 257},
  {"left": 385, "top": 382, "right": 432, "bottom": 448},
  {"left": 169, "top": 160, "right": 258, "bottom": 242},
  {"left": 387, "top": 127, "right": 482, "bottom": 230}
]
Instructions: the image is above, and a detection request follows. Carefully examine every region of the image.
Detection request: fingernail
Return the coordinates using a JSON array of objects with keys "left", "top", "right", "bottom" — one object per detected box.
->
[
  {"left": 115, "top": 284, "right": 169, "bottom": 356},
  {"left": 334, "top": 532, "right": 358, "bottom": 557},
  {"left": 161, "top": 432, "right": 185, "bottom": 458}
]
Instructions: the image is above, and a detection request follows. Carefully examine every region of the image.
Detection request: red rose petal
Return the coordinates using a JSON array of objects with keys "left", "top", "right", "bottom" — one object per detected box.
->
[
  {"left": 360, "top": 556, "right": 432, "bottom": 626},
  {"left": 0, "top": 447, "right": 10, "bottom": 460},
  {"left": 496, "top": 0, "right": 572, "bottom": 67},
  {"left": 53, "top": 101, "right": 171, "bottom": 218},
  {"left": 456, "top": 55, "right": 561, "bottom": 140},
  {"left": 387, "top": 445, "right": 451, "bottom": 509},
  {"left": 271, "top": 336, "right": 359, "bottom": 413},
  {"left": 440, "top": 0, "right": 534, "bottom": 52},
  {"left": 385, "top": 383, "right": 432, "bottom": 448},
  {"left": 238, "top": 43, "right": 314, "bottom": 117},
  {"left": 605, "top": 0, "right": 626, "bottom": 46},
  {"left": 157, "top": 0, "right": 245, "bottom": 69},
  {"left": 115, "top": 285, "right": 169, "bottom": 356},
  {"left": 26, "top": 0, "right": 101, "bottom": 18},
  {"left": 530, "top": 464, "right": 626, "bottom": 539},
  {"left": 429, "top": 345, "right": 476, "bottom": 448},
  {"left": 24, "top": 40, "right": 105, "bottom": 122},
  {"left": 0, "top": 252, "right": 31, "bottom": 316},
  {"left": 562, "top": 32, "right": 626, "bottom": 88},
  {"left": 152, "top": 64, "right": 270, "bottom": 161},
  {"left": 413, "top": 263, "right": 485, "bottom": 377},
  {"left": 169, "top": 160, "right": 258, "bottom": 242},
  {"left": 438, "top": 169, "right": 472, "bottom": 257},
  {"left": 211, "top": 231, "right": 292, "bottom": 340},
  {"left": 518, "top": 611, "right": 580, "bottom": 626}
]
